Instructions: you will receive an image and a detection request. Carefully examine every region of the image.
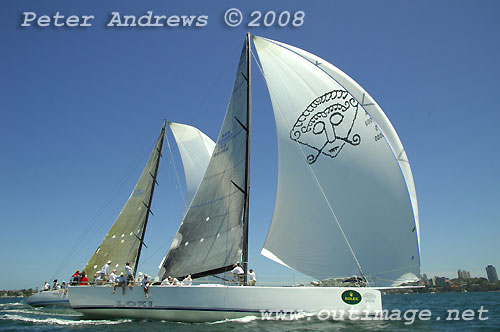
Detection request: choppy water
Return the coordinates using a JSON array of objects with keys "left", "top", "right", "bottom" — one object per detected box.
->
[{"left": 1, "top": 292, "right": 499, "bottom": 331}]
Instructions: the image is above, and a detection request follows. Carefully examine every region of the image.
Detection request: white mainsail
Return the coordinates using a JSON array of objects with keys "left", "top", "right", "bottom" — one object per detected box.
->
[
  {"left": 169, "top": 122, "right": 216, "bottom": 211},
  {"left": 254, "top": 36, "right": 420, "bottom": 286}
]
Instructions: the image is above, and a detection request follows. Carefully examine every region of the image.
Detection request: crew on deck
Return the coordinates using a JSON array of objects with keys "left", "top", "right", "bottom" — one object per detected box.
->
[
  {"left": 248, "top": 269, "right": 256, "bottom": 286},
  {"left": 231, "top": 263, "right": 245, "bottom": 285}
]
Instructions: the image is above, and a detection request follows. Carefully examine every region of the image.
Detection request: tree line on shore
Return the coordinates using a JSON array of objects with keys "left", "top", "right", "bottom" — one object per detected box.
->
[{"left": 0, "top": 289, "right": 36, "bottom": 297}]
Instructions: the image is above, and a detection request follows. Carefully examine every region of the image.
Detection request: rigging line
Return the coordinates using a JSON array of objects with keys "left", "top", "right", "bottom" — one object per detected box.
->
[
  {"left": 138, "top": 237, "right": 172, "bottom": 265},
  {"left": 253, "top": 48, "right": 368, "bottom": 285},
  {"left": 185, "top": 51, "right": 234, "bottom": 130},
  {"left": 51, "top": 146, "right": 151, "bottom": 280}
]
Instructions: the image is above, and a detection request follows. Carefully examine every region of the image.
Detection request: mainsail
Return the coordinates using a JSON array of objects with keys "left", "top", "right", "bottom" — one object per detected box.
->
[
  {"left": 253, "top": 36, "right": 420, "bottom": 286},
  {"left": 158, "top": 35, "right": 251, "bottom": 280},
  {"left": 169, "top": 122, "right": 216, "bottom": 211},
  {"left": 83, "top": 123, "right": 165, "bottom": 281}
]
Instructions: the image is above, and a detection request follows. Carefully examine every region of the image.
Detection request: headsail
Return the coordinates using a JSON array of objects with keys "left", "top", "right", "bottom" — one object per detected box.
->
[
  {"left": 169, "top": 122, "right": 216, "bottom": 211},
  {"left": 253, "top": 36, "right": 420, "bottom": 286},
  {"left": 83, "top": 123, "right": 165, "bottom": 281},
  {"left": 158, "top": 36, "right": 251, "bottom": 280},
  {"left": 264, "top": 39, "right": 420, "bottom": 251}
]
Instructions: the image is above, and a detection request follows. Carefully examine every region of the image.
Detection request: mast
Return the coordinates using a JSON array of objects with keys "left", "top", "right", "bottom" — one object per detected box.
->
[
  {"left": 242, "top": 32, "right": 251, "bottom": 283},
  {"left": 133, "top": 121, "right": 166, "bottom": 276},
  {"left": 158, "top": 36, "right": 251, "bottom": 281}
]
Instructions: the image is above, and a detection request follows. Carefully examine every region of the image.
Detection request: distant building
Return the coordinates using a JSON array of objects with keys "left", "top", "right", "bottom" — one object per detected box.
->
[
  {"left": 458, "top": 269, "right": 471, "bottom": 279},
  {"left": 486, "top": 265, "right": 498, "bottom": 283},
  {"left": 434, "top": 276, "right": 447, "bottom": 286}
]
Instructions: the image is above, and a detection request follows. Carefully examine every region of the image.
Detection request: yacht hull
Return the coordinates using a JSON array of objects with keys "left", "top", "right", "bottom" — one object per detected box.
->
[
  {"left": 69, "top": 285, "right": 382, "bottom": 322},
  {"left": 26, "top": 290, "right": 70, "bottom": 307}
]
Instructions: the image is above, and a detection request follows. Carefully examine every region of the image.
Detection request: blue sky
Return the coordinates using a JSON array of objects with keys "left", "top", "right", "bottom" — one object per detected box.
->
[{"left": 1, "top": 0, "right": 499, "bottom": 290}]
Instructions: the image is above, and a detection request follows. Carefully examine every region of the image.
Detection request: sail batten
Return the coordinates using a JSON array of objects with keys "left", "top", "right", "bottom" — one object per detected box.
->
[
  {"left": 254, "top": 36, "right": 420, "bottom": 286},
  {"left": 82, "top": 123, "right": 166, "bottom": 281},
  {"left": 158, "top": 37, "right": 251, "bottom": 280}
]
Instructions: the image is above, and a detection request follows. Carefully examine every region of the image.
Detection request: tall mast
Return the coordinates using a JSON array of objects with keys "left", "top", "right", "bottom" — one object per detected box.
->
[
  {"left": 242, "top": 32, "right": 251, "bottom": 282},
  {"left": 134, "top": 121, "right": 166, "bottom": 276}
]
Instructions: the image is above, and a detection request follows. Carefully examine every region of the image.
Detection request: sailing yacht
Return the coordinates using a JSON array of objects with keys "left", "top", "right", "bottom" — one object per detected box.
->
[
  {"left": 68, "top": 33, "right": 420, "bottom": 322},
  {"left": 26, "top": 289, "right": 70, "bottom": 307}
]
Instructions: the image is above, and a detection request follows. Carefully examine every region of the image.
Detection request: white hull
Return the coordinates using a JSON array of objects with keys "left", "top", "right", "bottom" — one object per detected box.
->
[
  {"left": 26, "top": 290, "right": 70, "bottom": 307},
  {"left": 69, "top": 285, "right": 382, "bottom": 322}
]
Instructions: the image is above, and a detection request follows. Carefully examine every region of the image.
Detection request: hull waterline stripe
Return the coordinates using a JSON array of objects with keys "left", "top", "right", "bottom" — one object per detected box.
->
[
  {"left": 72, "top": 306, "right": 299, "bottom": 313},
  {"left": 28, "top": 300, "right": 70, "bottom": 305}
]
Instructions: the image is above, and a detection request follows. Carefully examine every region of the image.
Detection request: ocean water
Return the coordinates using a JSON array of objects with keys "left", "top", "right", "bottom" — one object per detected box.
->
[{"left": 1, "top": 292, "right": 499, "bottom": 331}]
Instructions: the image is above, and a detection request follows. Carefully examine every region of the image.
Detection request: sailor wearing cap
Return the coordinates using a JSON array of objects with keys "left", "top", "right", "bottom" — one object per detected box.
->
[
  {"left": 231, "top": 263, "right": 245, "bottom": 286},
  {"left": 125, "top": 262, "right": 134, "bottom": 288},
  {"left": 113, "top": 272, "right": 127, "bottom": 295},
  {"left": 109, "top": 269, "right": 118, "bottom": 284},
  {"left": 98, "top": 260, "right": 112, "bottom": 281}
]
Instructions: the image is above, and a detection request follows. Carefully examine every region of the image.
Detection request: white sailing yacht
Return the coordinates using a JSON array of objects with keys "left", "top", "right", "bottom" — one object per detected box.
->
[
  {"left": 26, "top": 288, "right": 70, "bottom": 307},
  {"left": 26, "top": 123, "right": 213, "bottom": 308},
  {"left": 68, "top": 33, "right": 420, "bottom": 322}
]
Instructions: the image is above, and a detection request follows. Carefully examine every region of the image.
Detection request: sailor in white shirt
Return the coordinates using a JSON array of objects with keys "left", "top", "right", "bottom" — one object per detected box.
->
[
  {"left": 231, "top": 264, "right": 245, "bottom": 285},
  {"left": 125, "top": 262, "right": 134, "bottom": 288},
  {"left": 171, "top": 277, "right": 180, "bottom": 286},
  {"left": 99, "top": 260, "right": 111, "bottom": 281},
  {"left": 182, "top": 275, "right": 192, "bottom": 286},
  {"left": 248, "top": 269, "right": 256, "bottom": 286},
  {"left": 109, "top": 270, "right": 118, "bottom": 284},
  {"left": 161, "top": 276, "right": 180, "bottom": 286}
]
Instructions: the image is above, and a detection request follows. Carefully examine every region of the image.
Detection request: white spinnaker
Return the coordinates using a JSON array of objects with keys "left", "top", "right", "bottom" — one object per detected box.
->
[
  {"left": 169, "top": 122, "right": 215, "bottom": 211},
  {"left": 254, "top": 36, "right": 420, "bottom": 286},
  {"left": 267, "top": 39, "right": 420, "bottom": 252}
]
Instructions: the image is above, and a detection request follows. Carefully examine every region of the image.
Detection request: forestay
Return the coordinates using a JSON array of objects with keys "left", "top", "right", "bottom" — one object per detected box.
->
[
  {"left": 169, "top": 122, "right": 215, "bottom": 211},
  {"left": 158, "top": 40, "right": 250, "bottom": 280},
  {"left": 83, "top": 123, "right": 165, "bottom": 281},
  {"left": 253, "top": 36, "right": 420, "bottom": 286}
]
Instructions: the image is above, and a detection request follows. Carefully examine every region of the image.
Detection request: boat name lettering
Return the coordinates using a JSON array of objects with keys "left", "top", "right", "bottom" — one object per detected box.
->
[{"left": 115, "top": 300, "right": 153, "bottom": 307}]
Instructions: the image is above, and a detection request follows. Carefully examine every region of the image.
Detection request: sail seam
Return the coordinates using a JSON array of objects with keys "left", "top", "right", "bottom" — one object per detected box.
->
[
  {"left": 254, "top": 39, "right": 368, "bottom": 283},
  {"left": 188, "top": 189, "right": 241, "bottom": 209},
  {"left": 262, "top": 36, "right": 421, "bottom": 255}
]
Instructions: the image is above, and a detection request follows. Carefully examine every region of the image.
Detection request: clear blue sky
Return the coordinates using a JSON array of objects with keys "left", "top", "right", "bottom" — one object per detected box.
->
[{"left": 1, "top": 0, "right": 499, "bottom": 290}]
